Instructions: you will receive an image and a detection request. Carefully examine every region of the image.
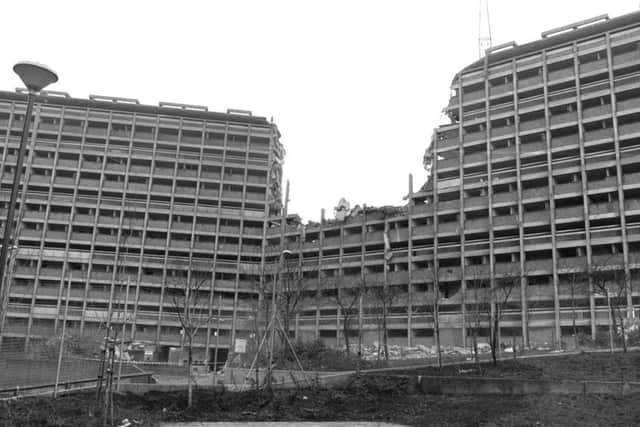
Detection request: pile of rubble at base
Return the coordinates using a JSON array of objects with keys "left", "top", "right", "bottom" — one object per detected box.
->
[{"left": 351, "top": 342, "right": 493, "bottom": 361}]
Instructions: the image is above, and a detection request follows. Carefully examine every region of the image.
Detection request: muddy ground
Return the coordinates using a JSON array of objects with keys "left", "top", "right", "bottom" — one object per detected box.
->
[
  {"left": 1, "top": 352, "right": 639, "bottom": 426},
  {"left": 385, "top": 351, "right": 640, "bottom": 381}
]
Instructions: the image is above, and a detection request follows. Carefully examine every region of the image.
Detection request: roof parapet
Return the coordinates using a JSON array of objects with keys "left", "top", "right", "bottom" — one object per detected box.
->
[
  {"left": 485, "top": 41, "right": 517, "bottom": 56},
  {"left": 226, "top": 108, "right": 252, "bottom": 117},
  {"left": 541, "top": 14, "right": 609, "bottom": 38},
  {"left": 159, "top": 101, "right": 208, "bottom": 112},
  {"left": 89, "top": 94, "right": 140, "bottom": 104},
  {"left": 16, "top": 87, "right": 70, "bottom": 98}
]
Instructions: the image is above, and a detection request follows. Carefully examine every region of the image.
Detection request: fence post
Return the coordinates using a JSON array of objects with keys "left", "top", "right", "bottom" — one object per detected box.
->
[
  {"left": 117, "top": 277, "right": 130, "bottom": 391},
  {"left": 54, "top": 272, "right": 72, "bottom": 398}
]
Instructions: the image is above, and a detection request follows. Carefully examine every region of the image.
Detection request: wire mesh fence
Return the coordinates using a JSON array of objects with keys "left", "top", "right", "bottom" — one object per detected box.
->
[{"left": 0, "top": 329, "right": 160, "bottom": 398}]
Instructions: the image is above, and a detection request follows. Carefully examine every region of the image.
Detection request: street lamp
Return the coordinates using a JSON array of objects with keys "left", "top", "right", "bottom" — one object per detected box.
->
[{"left": 0, "top": 62, "right": 57, "bottom": 304}]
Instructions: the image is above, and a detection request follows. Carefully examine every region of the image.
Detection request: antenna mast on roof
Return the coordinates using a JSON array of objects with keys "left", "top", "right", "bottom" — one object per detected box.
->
[{"left": 478, "top": 0, "right": 492, "bottom": 58}]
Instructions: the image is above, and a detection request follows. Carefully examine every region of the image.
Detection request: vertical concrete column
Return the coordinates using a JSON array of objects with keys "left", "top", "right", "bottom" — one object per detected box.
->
[
  {"left": 541, "top": 50, "right": 562, "bottom": 348},
  {"left": 605, "top": 33, "right": 633, "bottom": 317},
  {"left": 572, "top": 42, "right": 597, "bottom": 339},
  {"left": 482, "top": 56, "right": 497, "bottom": 346},
  {"left": 456, "top": 74, "right": 467, "bottom": 348},
  {"left": 511, "top": 60, "right": 529, "bottom": 347},
  {"left": 407, "top": 174, "right": 414, "bottom": 346}
]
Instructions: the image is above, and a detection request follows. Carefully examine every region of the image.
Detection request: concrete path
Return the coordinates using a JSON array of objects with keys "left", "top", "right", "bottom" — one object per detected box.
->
[{"left": 160, "top": 423, "right": 406, "bottom": 427}]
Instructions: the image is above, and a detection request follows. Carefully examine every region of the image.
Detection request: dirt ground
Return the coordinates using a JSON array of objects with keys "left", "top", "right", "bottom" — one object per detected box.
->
[
  {"left": 386, "top": 351, "right": 640, "bottom": 382},
  {"left": 1, "top": 352, "right": 639, "bottom": 426},
  {"left": 1, "top": 376, "right": 639, "bottom": 427}
]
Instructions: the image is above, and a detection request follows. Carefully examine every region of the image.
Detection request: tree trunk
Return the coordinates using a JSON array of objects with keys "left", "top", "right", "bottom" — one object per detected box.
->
[
  {"left": 187, "top": 340, "right": 193, "bottom": 408},
  {"left": 434, "top": 302, "right": 442, "bottom": 369},
  {"left": 382, "top": 305, "right": 389, "bottom": 361},
  {"left": 343, "top": 316, "right": 351, "bottom": 355}
]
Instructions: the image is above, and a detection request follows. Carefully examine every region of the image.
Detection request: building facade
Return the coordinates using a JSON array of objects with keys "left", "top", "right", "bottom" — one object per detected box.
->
[
  {"left": 275, "top": 11, "right": 640, "bottom": 350},
  {"left": 0, "top": 90, "right": 283, "bottom": 363},
  {"left": 2, "top": 10, "right": 640, "bottom": 361}
]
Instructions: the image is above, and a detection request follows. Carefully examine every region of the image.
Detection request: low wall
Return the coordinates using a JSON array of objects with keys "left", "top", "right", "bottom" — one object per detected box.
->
[
  {"left": 223, "top": 368, "right": 355, "bottom": 390},
  {"left": 416, "top": 375, "right": 640, "bottom": 396},
  {"left": 119, "top": 383, "right": 224, "bottom": 395}
]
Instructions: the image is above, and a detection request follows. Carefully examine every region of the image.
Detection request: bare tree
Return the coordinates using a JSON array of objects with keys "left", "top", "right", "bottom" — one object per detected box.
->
[
  {"left": 464, "top": 265, "right": 491, "bottom": 365},
  {"left": 277, "top": 254, "right": 310, "bottom": 346},
  {"left": 332, "top": 276, "right": 366, "bottom": 355},
  {"left": 171, "top": 270, "right": 215, "bottom": 407},
  {"left": 489, "top": 272, "right": 518, "bottom": 364},
  {"left": 369, "top": 280, "right": 400, "bottom": 361},
  {"left": 591, "top": 259, "right": 630, "bottom": 352}
]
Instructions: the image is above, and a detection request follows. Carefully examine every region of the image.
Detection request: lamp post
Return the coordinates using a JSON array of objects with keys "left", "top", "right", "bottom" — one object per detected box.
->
[{"left": 0, "top": 62, "right": 57, "bottom": 310}]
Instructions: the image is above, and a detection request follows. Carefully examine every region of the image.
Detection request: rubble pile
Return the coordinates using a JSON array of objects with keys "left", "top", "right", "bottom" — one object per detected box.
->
[{"left": 352, "top": 342, "right": 492, "bottom": 361}]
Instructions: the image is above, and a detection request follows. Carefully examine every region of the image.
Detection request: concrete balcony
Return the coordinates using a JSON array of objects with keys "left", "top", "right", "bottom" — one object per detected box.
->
[
  {"left": 389, "top": 228, "right": 409, "bottom": 242},
  {"left": 492, "top": 146, "right": 516, "bottom": 161},
  {"left": 493, "top": 215, "right": 517, "bottom": 227},
  {"left": 518, "top": 74, "right": 543, "bottom": 89},
  {"left": 70, "top": 232, "right": 92, "bottom": 242},
  {"left": 412, "top": 203, "right": 433, "bottom": 216},
  {"left": 23, "top": 211, "right": 46, "bottom": 220},
  {"left": 550, "top": 111, "right": 578, "bottom": 126},
  {"left": 587, "top": 176, "right": 617, "bottom": 192},
  {"left": 617, "top": 97, "right": 640, "bottom": 113},
  {"left": 523, "top": 211, "right": 549, "bottom": 223},
  {"left": 53, "top": 177, "right": 75, "bottom": 186},
  {"left": 591, "top": 253, "right": 624, "bottom": 268},
  {"left": 491, "top": 126, "right": 515, "bottom": 139},
  {"left": 579, "top": 59, "right": 608, "bottom": 74},
  {"left": 388, "top": 270, "right": 409, "bottom": 285},
  {"left": 46, "top": 231, "right": 67, "bottom": 240},
  {"left": 151, "top": 184, "right": 172, "bottom": 193},
  {"left": 438, "top": 222, "right": 459, "bottom": 234},
  {"left": 490, "top": 82, "right": 514, "bottom": 96},
  {"left": 492, "top": 191, "right": 517, "bottom": 204},
  {"left": 465, "top": 217, "right": 489, "bottom": 231},
  {"left": 438, "top": 157, "right": 459, "bottom": 170},
  {"left": 548, "top": 67, "right": 574, "bottom": 81},
  {"left": 463, "top": 90, "right": 485, "bottom": 103},
  {"left": 438, "top": 135, "right": 460, "bottom": 150},
  {"left": 495, "top": 261, "right": 521, "bottom": 276},
  {"left": 522, "top": 187, "right": 548, "bottom": 200},
  {"left": 170, "top": 240, "right": 191, "bottom": 249},
  {"left": 582, "top": 104, "right": 612, "bottom": 119},
  {"left": 412, "top": 225, "right": 433, "bottom": 237},
  {"left": 98, "top": 216, "right": 120, "bottom": 225},
  {"left": 103, "top": 180, "right": 124, "bottom": 190},
  {"left": 613, "top": 49, "right": 640, "bottom": 67},
  {"left": 21, "top": 228, "right": 43, "bottom": 238},
  {"left": 463, "top": 131, "right": 485, "bottom": 144},
  {"left": 246, "top": 192, "right": 265, "bottom": 202},
  {"left": 590, "top": 201, "right": 618, "bottom": 215},
  {"left": 584, "top": 127, "right": 613, "bottom": 142},
  {"left": 464, "top": 196, "right": 488, "bottom": 208},
  {"left": 558, "top": 256, "right": 587, "bottom": 270},
  {"left": 365, "top": 231, "right": 384, "bottom": 243},
  {"left": 555, "top": 181, "right": 582, "bottom": 195},
  {"left": 464, "top": 151, "right": 487, "bottom": 165},
  {"left": 438, "top": 199, "right": 460, "bottom": 212},
  {"left": 519, "top": 118, "right": 545, "bottom": 132},
  {"left": 526, "top": 259, "right": 553, "bottom": 273},
  {"left": 555, "top": 205, "right": 583, "bottom": 220},
  {"left": 618, "top": 122, "right": 640, "bottom": 138},
  {"left": 625, "top": 198, "right": 640, "bottom": 211},
  {"left": 551, "top": 134, "right": 578, "bottom": 149}
]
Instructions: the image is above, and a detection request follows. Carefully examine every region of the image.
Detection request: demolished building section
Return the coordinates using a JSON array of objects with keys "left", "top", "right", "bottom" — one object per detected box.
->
[{"left": 270, "top": 10, "right": 640, "bottom": 349}]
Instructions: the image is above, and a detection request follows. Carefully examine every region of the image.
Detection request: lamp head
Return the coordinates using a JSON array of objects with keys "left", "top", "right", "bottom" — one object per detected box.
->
[{"left": 13, "top": 61, "right": 58, "bottom": 93}]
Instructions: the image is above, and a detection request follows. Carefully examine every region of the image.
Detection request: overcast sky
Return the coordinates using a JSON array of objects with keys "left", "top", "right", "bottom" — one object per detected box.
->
[{"left": 1, "top": 1, "right": 638, "bottom": 221}]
